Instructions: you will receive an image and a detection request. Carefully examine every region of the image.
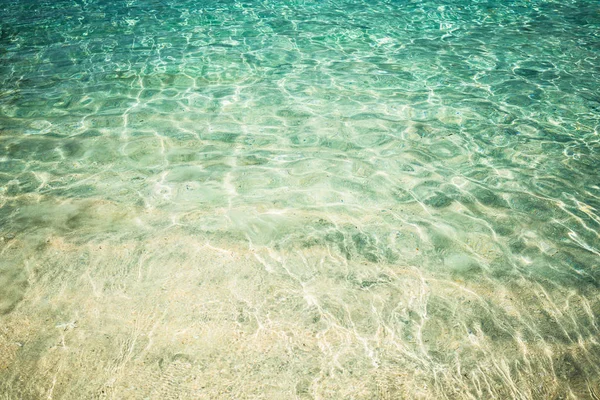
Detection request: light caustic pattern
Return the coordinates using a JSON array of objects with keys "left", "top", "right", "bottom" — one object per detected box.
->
[{"left": 1, "top": 0, "right": 600, "bottom": 398}]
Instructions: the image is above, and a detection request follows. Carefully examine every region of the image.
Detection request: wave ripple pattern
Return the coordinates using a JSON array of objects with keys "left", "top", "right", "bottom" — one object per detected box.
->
[{"left": 1, "top": 0, "right": 600, "bottom": 398}]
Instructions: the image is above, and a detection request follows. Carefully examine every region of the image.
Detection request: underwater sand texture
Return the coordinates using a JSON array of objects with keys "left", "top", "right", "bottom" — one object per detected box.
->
[{"left": 1, "top": 0, "right": 600, "bottom": 398}]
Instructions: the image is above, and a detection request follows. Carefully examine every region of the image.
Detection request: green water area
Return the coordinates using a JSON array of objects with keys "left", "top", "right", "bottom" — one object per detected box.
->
[{"left": 1, "top": 0, "right": 600, "bottom": 398}]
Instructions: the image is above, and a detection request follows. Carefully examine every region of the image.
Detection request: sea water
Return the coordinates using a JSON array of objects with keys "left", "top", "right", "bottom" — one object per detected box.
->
[{"left": 1, "top": 0, "right": 599, "bottom": 398}]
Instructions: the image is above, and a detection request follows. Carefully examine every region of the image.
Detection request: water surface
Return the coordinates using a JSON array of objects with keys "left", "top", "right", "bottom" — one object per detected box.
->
[{"left": 1, "top": 0, "right": 600, "bottom": 398}]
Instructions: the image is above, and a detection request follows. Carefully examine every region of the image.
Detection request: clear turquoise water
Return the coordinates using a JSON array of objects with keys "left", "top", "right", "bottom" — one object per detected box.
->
[{"left": 1, "top": 0, "right": 600, "bottom": 398}]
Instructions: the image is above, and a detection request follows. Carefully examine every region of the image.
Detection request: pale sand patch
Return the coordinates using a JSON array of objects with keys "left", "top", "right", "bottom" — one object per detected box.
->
[{"left": 1, "top": 223, "right": 599, "bottom": 399}]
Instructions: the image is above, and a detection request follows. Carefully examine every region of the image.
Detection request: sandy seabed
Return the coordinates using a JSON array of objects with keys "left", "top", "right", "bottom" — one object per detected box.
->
[{"left": 1, "top": 197, "right": 599, "bottom": 399}]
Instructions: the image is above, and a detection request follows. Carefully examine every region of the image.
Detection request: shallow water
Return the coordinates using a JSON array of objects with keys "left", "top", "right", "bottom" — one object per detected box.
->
[{"left": 1, "top": 0, "right": 600, "bottom": 398}]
